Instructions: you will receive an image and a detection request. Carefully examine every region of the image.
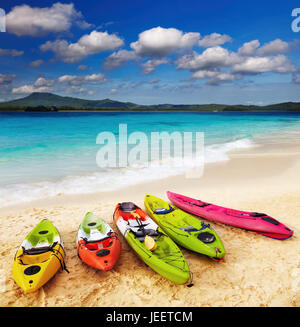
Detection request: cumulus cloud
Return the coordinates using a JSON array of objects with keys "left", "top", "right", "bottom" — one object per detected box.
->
[
  {"left": 6, "top": 3, "right": 90, "bottom": 37},
  {"left": 0, "top": 49, "right": 24, "bottom": 56},
  {"left": 141, "top": 58, "right": 168, "bottom": 74},
  {"left": 103, "top": 28, "right": 231, "bottom": 73},
  {"left": 238, "top": 40, "right": 260, "bottom": 56},
  {"left": 190, "top": 69, "right": 241, "bottom": 85},
  {"left": 176, "top": 47, "right": 240, "bottom": 71},
  {"left": 62, "top": 85, "right": 95, "bottom": 95},
  {"left": 40, "top": 30, "right": 124, "bottom": 63},
  {"left": 33, "top": 77, "right": 55, "bottom": 87},
  {"left": 11, "top": 76, "right": 55, "bottom": 94},
  {"left": 12, "top": 73, "right": 107, "bottom": 94},
  {"left": 58, "top": 73, "right": 107, "bottom": 85},
  {"left": 177, "top": 40, "right": 296, "bottom": 85},
  {"left": 12, "top": 84, "right": 52, "bottom": 94},
  {"left": 232, "top": 55, "right": 296, "bottom": 74},
  {"left": 257, "top": 39, "right": 291, "bottom": 56},
  {"left": 103, "top": 50, "right": 137, "bottom": 70},
  {"left": 0, "top": 74, "right": 17, "bottom": 88},
  {"left": 130, "top": 26, "right": 200, "bottom": 57},
  {"left": 29, "top": 59, "right": 44, "bottom": 68},
  {"left": 206, "top": 72, "right": 241, "bottom": 85},
  {"left": 198, "top": 33, "right": 232, "bottom": 47},
  {"left": 77, "top": 65, "right": 87, "bottom": 70}
]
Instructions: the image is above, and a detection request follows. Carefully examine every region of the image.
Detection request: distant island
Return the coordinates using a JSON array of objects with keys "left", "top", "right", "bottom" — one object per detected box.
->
[{"left": 0, "top": 92, "right": 300, "bottom": 112}]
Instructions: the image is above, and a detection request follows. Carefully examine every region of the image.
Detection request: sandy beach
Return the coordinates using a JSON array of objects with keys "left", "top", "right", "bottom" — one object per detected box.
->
[{"left": 1, "top": 139, "right": 300, "bottom": 307}]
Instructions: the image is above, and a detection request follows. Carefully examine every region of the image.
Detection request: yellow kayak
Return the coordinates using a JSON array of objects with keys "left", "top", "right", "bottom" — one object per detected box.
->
[{"left": 13, "top": 219, "right": 68, "bottom": 293}]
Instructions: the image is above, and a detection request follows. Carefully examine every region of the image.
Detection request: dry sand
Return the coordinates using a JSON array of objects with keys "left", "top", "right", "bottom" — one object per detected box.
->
[{"left": 1, "top": 142, "right": 300, "bottom": 307}]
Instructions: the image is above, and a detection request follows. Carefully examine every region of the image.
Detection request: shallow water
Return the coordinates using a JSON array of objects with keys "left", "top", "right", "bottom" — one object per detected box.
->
[{"left": 1, "top": 111, "right": 300, "bottom": 206}]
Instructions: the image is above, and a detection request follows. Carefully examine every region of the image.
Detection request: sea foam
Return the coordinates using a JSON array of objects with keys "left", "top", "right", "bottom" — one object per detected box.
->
[{"left": 0, "top": 138, "right": 254, "bottom": 207}]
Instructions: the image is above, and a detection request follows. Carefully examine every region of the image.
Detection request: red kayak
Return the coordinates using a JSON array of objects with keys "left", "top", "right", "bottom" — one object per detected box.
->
[
  {"left": 167, "top": 191, "right": 293, "bottom": 240},
  {"left": 77, "top": 212, "right": 121, "bottom": 271}
]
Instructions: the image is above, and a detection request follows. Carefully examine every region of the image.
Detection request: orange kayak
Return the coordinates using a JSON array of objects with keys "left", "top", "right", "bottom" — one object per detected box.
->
[{"left": 76, "top": 212, "right": 121, "bottom": 271}]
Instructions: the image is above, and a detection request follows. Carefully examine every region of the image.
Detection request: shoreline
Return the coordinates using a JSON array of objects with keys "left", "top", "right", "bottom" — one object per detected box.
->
[
  {"left": 2, "top": 124, "right": 300, "bottom": 211},
  {"left": 1, "top": 133, "right": 300, "bottom": 214}
]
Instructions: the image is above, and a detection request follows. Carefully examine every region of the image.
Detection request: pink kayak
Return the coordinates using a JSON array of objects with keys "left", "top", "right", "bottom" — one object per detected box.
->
[{"left": 167, "top": 191, "right": 293, "bottom": 240}]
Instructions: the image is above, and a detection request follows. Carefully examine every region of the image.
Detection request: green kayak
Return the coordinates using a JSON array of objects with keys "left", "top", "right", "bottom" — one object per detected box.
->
[
  {"left": 114, "top": 202, "right": 191, "bottom": 285},
  {"left": 144, "top": 194, "right": 226, "bottom": 260}
]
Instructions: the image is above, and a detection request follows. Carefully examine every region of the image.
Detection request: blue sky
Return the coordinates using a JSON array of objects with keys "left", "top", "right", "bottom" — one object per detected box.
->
[{"left": 0, "top": 0, "right": 300, "bottom": 105}]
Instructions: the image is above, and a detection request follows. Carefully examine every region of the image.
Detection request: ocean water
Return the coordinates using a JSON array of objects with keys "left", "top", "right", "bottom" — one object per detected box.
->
[{"left": 1, "top": 111, "right": 300, "bottom": 207}]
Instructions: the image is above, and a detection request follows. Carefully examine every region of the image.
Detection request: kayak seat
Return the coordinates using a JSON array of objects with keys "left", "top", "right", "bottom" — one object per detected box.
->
[
  {"left": 179, "top": 226, "right": 200, "bottom": 233},
  {"left": 197, "top": 232, "right": 216, "bottom": 243},
  {"left": 81, "top": 212, "right": 107, "bottom": 235},
  {"left": 153, "top": 205, "right": 174, "bottom": 215},
  {"left": 27, "top": 231, "right": 54, "bottom": 247},
  {"left": 119, "top": 202, "right": 140, "bottom": 213},
  {"left": 131, "top": 228, "right": 161, "bottom": 242},
  {"left": 179, "top": 221, "right": 210, "bottom": 234},
  {"left": 182, "top": 199, "right": 210, "bottom": 208},
  {"left": 249, "top": 212, "right": 268, "bottom": 217}
]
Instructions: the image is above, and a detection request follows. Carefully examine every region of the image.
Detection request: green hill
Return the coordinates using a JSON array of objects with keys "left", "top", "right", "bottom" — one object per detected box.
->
[
  {"left": 0, "top": 92, "right": 139, "bottom": 110},
  {"left": 0, "top": 92, "right": 300, "bottom": 111}
]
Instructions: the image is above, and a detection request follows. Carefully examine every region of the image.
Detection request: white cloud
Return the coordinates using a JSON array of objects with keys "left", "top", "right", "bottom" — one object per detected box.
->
[
  {"left": 149, "top": 78, "right": 160, "bottom": 84},
  {"left": 191, "top": 69, "right": 241, "bottom": 85},
  {"left": 6, "top": 3, "right": 90, "bottom": 37},
  {"left": 11, "top": 73, "right": 107, "bottom": 95},
  {"left": 12, "top": 76, "right": 55, "bottom": 94},
  {"left": 191, "top": 70, "right": 220, "bottom": 79},
  {"left": 141, "top": 58, "right": 168, "bottom": 74},
  {"left": 198, "top": 33, "right": 232, "bottom": 47},
  {"left": 58, "top": 73, "right": 107, "bottom": 85},
  {"left": 12, "top": 85, "right": 51, "bottom": 94},
  {"left": 77, "top": 65, "right": 87, "bottom": 70},
  {"left": 257, "top": 39, "right": 291, "bottom": 56},
  {"left": 103, "top": 50, "right": 137, "bottom": 70},
  {"left": 207, "top": 72, "right": 241, "bottom": 85},
  {"left": 109, "top": 88, "right": 118, "bottom": 94},
  {"left": 62, "top": 85, "right": 95, "bottom": 95},
  {"left": 176, "top": 47, "right": 241, "bottom": 71},
  {"left": 40, "top": 30, "right": 124, "bottom": 63},
  {"left": 293, "top": 74, "right": 300, "bottom": 84},
  {"left": 232, "top": 55, "right": 296, "bottom": 74},
  {"left": 130, "top": 26, "right": 200, "bottom": 57},
  {"left": 238, "top": 40, "right": 260, "bottom": 56},
  {"left": 33, "top": 77, "right": 55, "bottom": 87},
  {"left": 29, "top": 59, "right": 44, "bottom": 68},
  {"left": 0, "top": 48, "right": 24, "bottom": 56},
  {"left": 0, "top": 74, "right": 17, "bottom": 88}
]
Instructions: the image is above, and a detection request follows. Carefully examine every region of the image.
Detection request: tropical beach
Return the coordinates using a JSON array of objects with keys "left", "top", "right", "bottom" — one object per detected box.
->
[
  {"left": 1, "top": 0, "right": 300, "bottom": 310},
  {"left": 1, "top": 124, "right": 300, "bottom": 307}
]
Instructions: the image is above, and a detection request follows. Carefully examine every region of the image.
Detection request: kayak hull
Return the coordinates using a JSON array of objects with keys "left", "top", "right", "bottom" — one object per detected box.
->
[{"left": 167, "top": 191, "right": 293, "bottom": 240}]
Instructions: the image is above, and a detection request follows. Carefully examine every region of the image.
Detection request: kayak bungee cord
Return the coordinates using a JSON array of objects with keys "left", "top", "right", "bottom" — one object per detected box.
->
[
  {"left": 17, "top": 242, "right": 69, "bottom": 273},
  {"left": 51, "top": 243, "right": 69, "bottom": 273}
]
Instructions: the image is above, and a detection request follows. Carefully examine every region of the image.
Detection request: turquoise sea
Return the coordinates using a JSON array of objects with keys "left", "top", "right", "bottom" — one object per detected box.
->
[{"left": 1, "top": 111, "right": 300, "bottom": 207}]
